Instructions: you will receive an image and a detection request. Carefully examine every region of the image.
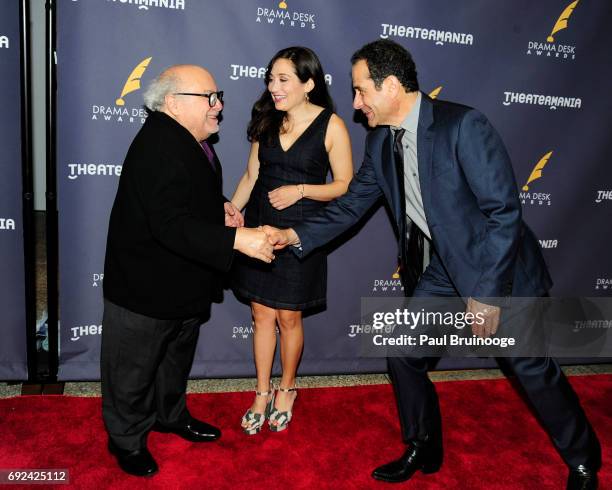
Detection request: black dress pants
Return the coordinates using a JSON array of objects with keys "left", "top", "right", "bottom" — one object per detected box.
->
[
  {"left": 387, "top": 253, "right": 601, "bottom": 469},
  {"left": 100, "top": 299, "right": 203, "bottom": 451}
]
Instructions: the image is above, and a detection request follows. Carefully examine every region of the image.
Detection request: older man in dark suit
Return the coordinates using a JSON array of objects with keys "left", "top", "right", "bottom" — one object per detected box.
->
[
  {"left": 265, "top": 41, "right": 601, "bottom": 489},
  {"left": 101, "top": 64, "right": 273, "bottom": 477}
]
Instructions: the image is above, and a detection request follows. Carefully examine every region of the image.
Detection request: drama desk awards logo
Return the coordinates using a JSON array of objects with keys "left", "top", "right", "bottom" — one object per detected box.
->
[
  {"left": 527, "top": 0, "right": 579, "bottom": 61},
  {"left": 595, "top": 278, "right": 612, "bottom": 291},
  {"left": 520, "top": 151, "right": 554, "bottom": 206},
  {"left": 232, "top": 322, "right": 255, "bottom": 340},
  {"left": 92, "top": 273, "right": 104, "bottom": 287},
  {"left": 256, "top": 1, "right": 316, "bottom": 29},
  {"left": 91, "top": 56, "right": 152, "bottom": 124},
  {"left": 372, "top": 266, "right": 404, "bottom": 294},
  {"left": 429, "top": 86, "right": 443, "bottom": 99}
]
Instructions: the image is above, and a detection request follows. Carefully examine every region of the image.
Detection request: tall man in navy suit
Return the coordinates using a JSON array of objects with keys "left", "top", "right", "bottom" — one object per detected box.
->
[{"left": 264, "top": 40, "right": 601, "bottom": 489}]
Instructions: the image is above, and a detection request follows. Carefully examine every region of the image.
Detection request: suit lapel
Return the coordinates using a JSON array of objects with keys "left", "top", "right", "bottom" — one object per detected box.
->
[
  {"left": 417, "top": 94, "right": 435, "bottom": 228},
  {"left": 208, "top": 143, "right": 223, "bottom": 187}
]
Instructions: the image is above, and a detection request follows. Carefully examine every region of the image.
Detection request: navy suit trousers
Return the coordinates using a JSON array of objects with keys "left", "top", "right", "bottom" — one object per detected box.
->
[{"left": 387, "top": 251, "right": 601, "bottom": 469}]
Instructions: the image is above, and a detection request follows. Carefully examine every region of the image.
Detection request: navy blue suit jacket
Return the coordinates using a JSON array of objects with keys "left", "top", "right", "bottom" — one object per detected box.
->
[{"left": 293, "top": 94, "right": 552, "bottom": 300}]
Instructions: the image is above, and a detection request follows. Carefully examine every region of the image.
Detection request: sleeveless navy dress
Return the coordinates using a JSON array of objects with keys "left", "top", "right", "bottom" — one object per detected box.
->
[{"left": 233, "top": 109, "right": 333, "bottom": 311}]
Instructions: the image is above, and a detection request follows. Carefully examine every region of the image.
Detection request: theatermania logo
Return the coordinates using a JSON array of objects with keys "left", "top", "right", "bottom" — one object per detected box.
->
[
  {"left": 256, "top": 1, "right": 316, "bottom": 30},
  {"left": 0, "top": 218, "right": 16, "bottom": 231},
  {"left": 519, "top": 151, "right": 554, "bottom": 206},
  {"left": 104, "top": 0, "right": 186, "bottom": 12},
  {"left": 229, "top": 63, "right": 333, "bottom": 85},
  {"left": 91, "top": 57, "right": 152, "bottom": 124},
  {"left": 348, "top": 323, "right": 389, "bottom": 339},
  {"left": 595, "top": 190, "right": 612, "bottom": 204},
  {"left": 539, "top": 239, "right": 558, "bottom": 249},
  {"left": 67, "top": 162, "right": 122, "bottom": 180},
  {"left": 0, "top": 35, "right": 9, "bottom": 49},
  {"left": 70, "top": 324, "right": 102, "bottom": 342},
  {"left": 526, "top": 0, "right": 580, "bottom": 61},
  {"left": 380, "top": 22, "right": 473, "bottom": 47},
  {"left": 502, "top": 91, "right": 581, "bottom": 111}
]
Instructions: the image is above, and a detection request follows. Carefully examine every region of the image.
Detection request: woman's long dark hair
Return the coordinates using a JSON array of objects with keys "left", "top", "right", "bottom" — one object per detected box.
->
[{"left": 247, "top": 46, "right": 334, "bottom": 146}]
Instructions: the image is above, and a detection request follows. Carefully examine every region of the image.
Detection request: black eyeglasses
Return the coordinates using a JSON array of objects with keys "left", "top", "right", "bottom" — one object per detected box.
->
[{"left": 173, "top": 91, "right": 224, "bottom": 107}]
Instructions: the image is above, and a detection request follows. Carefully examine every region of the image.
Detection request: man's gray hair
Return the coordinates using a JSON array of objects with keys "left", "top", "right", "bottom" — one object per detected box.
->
[{"left": 143, "top": 72, "right": 181, "bottom": 111}]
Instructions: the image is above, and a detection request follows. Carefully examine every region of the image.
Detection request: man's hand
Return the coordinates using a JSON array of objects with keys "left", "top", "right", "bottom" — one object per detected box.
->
[
  {"left": 234, "top": 227, "right": 275, "bottom": 263},
  {"left": 224, "top": 201, "right": 244, "bottom": 228},
  {"left": 268, "top": 185, "right": 302, "bottom": 210},
  {"left": 262, "top": 225, "right": 300, "bottom": 250},
  {"left": 467, "top": 297, "right": 501, "bottom": 338}
]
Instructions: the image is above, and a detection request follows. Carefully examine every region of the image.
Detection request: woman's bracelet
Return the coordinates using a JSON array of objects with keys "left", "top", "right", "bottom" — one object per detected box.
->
[{"left": 297, "top": 184, "right": 305, "bottom": 200}]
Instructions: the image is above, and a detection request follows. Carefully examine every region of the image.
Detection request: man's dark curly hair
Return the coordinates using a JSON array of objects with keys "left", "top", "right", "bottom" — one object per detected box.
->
[{"left": 350, "top": 39, "right": 419, "bottom": 92}]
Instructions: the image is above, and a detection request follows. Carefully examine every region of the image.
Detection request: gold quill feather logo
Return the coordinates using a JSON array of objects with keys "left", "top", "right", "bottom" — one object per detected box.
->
[
  {"left": 547, "top": 0, "right": 580, "bottom": 42},
  {"left": 522, "top": 151, "right": 553, "bottom": 191},
  {"left": 392, "top": 266, "right": 401, "bottom": 280},
  {"left": 115, "top": 57, "right": 153, "bottom": 106},
  {"left": 428, "top": 86, "right": 443, "bottom": 100}
]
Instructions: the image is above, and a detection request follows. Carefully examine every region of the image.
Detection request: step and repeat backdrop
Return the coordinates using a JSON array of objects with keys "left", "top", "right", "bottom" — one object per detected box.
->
[
  {"left": 56, "top": 0, "right": 612, "bottom": 380},
  {"left": 0, "top": 2, "right": 27, "bottom": 380}
]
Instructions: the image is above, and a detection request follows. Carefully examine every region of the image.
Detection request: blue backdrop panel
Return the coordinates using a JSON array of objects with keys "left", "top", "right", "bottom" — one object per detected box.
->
[
  {"left": 0, "top": 1, "right": 28, "bottom": 380},
  {"left": 56, "top": 0, "right": 612, "bottom": 380}
]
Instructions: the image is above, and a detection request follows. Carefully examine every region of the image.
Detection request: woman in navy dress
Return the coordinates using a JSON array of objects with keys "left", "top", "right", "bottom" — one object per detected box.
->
[{"left": 228, "top": 47, "right": 353, "bottom": 434}]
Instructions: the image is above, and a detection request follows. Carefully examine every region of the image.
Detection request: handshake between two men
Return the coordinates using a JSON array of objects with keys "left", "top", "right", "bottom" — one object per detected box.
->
[
  {"left": 232, "top": 224, "right": 300, "bottom": 264},
  {"left": 226, "top": 201, "right": 299, "bottom": 264}
]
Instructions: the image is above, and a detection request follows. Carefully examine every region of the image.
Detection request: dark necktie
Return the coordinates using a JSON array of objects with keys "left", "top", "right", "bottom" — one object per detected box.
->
[
  {"left": 393, "top": 128, "right": 424, "bottom": 295},
  {"left": 201, "top": 140, "right": 217, "bottom": 173}
]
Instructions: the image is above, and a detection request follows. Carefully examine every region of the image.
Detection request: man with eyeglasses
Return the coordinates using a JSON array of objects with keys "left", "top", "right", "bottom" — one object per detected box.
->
[{"left": 101, "top": 64, "right": 274, "bottom": 477}]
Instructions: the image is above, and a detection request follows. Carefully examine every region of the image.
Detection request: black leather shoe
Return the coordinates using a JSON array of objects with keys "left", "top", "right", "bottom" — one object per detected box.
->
[
  {"left": 153, "top": 418, "right": 221, "bottom": 442},
  {"left": 372, "top": 440, "right": 442, "bottom": 483},
  {"left": 108, "top": 441, "right": 158, "bottom": 477},
  {"left": 567, "top": 465, "right": 598, "bottom": 490}
]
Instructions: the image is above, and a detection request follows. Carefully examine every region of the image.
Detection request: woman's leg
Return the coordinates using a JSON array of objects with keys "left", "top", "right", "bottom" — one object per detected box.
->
[
  {"left": 242, "top": 301, "right": 277, "bottom": 429},
  {"left": 271, "top": 308, "right": 303, "bottom": 424}
]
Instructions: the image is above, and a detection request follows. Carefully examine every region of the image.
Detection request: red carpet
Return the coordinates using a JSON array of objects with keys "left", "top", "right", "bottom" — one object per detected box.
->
[{"left": 0, "top": 375, "right": 610, "bottom": 489}]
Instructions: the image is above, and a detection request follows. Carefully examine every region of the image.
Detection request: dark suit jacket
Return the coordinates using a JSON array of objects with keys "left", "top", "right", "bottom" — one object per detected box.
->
[
  {"left": 293, "top": 94, "right": 552, "bottom": 300},
  {"left": 104, "top": 111, "right": 236, "bottom": 319}
]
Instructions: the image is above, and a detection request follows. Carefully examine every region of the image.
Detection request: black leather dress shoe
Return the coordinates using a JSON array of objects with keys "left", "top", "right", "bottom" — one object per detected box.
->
[
  {"left": 567, "top": 465, "right": 598, "bottom": 490},
  {"left": 372, "top": 440, "right": 442, "bottom": 483},
  {"left": 152, "top": 418, "right": 221, "bottom": 442},
  {"left": 108, "top": 441, "right": 158, "bottom": 477}
]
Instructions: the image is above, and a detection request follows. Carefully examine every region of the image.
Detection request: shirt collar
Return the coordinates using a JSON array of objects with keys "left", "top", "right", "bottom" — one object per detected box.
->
[{"left": 394, "top": 91, "right": 421, "bottom": 134}]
